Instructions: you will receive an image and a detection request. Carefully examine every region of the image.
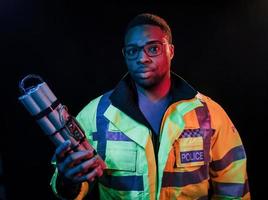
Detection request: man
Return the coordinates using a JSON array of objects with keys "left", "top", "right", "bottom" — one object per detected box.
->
[{"left": 51, "top": 13, "right": 250, "bottom": 199}]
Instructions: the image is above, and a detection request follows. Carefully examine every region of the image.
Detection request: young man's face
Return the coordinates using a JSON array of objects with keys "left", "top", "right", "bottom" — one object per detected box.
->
[{"left": 124, "top": 25, "right": 174, "bottom": 89}]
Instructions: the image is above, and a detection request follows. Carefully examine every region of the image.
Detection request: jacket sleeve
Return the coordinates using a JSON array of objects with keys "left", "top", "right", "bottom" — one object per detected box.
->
[
  {"left": 50, "top": 168, "right": 89, "bottom": 200},
  {"left": 207, "top": 99, "right": 250, "bottom": 200},
  {"left": 50, "top": 97, "right": 101, "bottom": 200}
]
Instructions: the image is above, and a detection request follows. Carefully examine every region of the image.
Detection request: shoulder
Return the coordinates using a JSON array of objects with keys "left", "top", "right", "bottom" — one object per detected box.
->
[
  {"left": 196, "top": 92, "right": 233, "bottom": 129},
  {"left": 76, "top": 90, "right": 113, "bottom": 120},
  {"left": 75, "top": 90, "right": 113, "bottom": 133},
  {"left": 196, "top": 92, "right": 226, "bottom": 114}
]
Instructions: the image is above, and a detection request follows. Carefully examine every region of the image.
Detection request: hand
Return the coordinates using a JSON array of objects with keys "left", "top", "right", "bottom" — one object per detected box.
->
[{"left": 54, "top": 140, "right": 104, "bottom": 184}]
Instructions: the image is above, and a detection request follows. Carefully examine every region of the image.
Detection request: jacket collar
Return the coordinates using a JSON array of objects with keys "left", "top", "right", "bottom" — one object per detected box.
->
[{"left": 109, "top": 71, "right": 197, "bottom": 127}]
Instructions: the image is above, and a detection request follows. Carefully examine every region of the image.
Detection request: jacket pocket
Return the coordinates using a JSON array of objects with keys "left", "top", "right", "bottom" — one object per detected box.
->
[
  {"left": 105, "top": 143, "right": 137, "bottom": 172},
  {"left": 174, "top": 129, "right": 207, "bottom": 168}
]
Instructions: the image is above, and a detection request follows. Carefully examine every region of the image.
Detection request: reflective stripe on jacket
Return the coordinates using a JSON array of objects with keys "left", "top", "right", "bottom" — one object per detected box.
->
[{"left": 51, "top": 73, "right": 250, "bottom": 199}]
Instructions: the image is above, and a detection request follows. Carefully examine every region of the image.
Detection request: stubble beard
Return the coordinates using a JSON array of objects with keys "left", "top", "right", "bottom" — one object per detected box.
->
[{"left": 133, "top": 72, "right": 165, "bottom": 90}]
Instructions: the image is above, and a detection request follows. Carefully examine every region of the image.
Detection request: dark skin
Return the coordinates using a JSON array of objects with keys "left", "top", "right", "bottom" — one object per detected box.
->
[
  {"left": 54, "top": 24, "right": 174, "bottom": 184},
  {"left": 55, "top": 140, "right": 103, "bottom": 183},
  {"left": 125, "top": 25, "right": 174, "bottom": 101}
]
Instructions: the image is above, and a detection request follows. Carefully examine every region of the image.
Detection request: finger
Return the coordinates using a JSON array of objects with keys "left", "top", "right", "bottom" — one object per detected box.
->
[
  {"left": 95, "top": 165, "right": 104, "bottom": 177},
  {"left": 73, "top": 149, "right": 96, "bottom": 166},
  {"left": 87, "top": 165, "right": 103, "bottom": 181},
  {"left": 60, "top": 150, "right": 95, "bottom": 173},
  {"left": 74, "top": 165, "right": 103, "bottom": 183},
  {"left": 95, "top": 155, "right": 107, "bottom": 169},
  {"left": 80, "top": 140, "right": 91, "bottom": 150},
  {"left": 54, "top": 140, "right": 71, "bottom": 162},
  {"left": 65, "top": 156, "right": 98, "bottom": 178}
]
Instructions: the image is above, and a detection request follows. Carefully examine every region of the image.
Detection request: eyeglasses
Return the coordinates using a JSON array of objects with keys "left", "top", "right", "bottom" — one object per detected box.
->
[{"left": 122, "top": 41, "right": 168, "bottom": 60}]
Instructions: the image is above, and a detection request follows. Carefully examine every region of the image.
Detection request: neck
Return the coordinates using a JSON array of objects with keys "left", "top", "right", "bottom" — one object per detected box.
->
[{"left": 136, "top": 74, "right": 171, "bottom": 102}]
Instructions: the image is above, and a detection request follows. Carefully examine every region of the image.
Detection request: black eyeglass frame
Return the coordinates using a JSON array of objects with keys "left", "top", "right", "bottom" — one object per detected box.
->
[{"left": 122, "top": 41, "right": 169, "bottom": 60}]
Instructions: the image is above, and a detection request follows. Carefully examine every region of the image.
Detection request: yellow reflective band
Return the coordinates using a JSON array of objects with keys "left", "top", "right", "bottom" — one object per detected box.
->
[
  {"left": 75, "top": 182, "right": 89, "bottom": 200},
  {"left": 145, "top": 135, "right": 156, "bottom": 200},
  {"left": 104, "top": 104, "right": 150, "bottom": 148}
]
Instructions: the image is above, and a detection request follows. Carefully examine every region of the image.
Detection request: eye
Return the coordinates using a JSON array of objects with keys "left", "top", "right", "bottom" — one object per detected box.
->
[
  {"left": 147, "top": 44, "right": 161, "bottom": 55},
  {"left": 125, "top": 47, "right": 138, "bottom": 56}
]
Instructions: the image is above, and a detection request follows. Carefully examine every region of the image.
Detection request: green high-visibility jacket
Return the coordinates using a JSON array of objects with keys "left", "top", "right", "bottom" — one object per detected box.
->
[{"left": 51, "top": 73, "right": 250, "bottom": 200}]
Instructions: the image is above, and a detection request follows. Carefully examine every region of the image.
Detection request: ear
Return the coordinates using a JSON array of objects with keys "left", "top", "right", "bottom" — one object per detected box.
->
[{"left": 169, "top": 44, "right": 174, "bottom": 60}]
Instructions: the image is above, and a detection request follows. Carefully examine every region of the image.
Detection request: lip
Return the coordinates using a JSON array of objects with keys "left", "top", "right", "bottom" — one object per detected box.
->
[
  {"left": 135, "top": 66, "right": 154, "bottom": 73},
  {"left": 135, "top": 70, "right": 153, "bottom": 79}
]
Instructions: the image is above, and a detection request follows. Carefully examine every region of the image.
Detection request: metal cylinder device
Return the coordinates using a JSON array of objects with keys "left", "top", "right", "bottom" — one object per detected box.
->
[{"left": 18, "top": 74, "right": 106, "bottom": 169}]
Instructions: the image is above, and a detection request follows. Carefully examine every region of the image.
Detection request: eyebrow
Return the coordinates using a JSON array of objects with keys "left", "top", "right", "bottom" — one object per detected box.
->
[{"left": 125, "top": 40, "right": 164, "bottom": 47}]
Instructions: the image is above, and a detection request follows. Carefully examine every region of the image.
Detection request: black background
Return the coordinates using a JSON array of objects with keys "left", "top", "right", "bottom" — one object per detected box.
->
[{"left": 1, "top": 1, "right": 267, "bottom": 199}]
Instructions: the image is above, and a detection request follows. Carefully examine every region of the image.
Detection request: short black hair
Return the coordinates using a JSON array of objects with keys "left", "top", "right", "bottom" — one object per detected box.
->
[{"left": 125, "top": 13, "right": 172, "bottom": 44}]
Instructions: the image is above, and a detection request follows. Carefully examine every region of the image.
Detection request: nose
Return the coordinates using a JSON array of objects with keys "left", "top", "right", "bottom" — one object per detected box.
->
[{"left": 137, "top": 49, "right": 151, "bottom": 64}]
